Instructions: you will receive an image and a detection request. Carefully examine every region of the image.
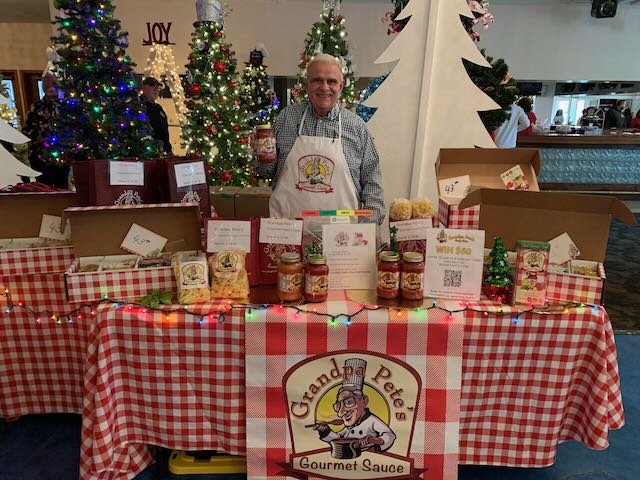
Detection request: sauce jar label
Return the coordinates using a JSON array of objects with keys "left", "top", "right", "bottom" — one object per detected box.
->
[
  {"left": 401, "top": 272, "right": 424, "bottom": 291},
  {"left": 377, "top": 271, "right": 399, "bottom": 290},
  {"left": 279, "top": 272, "right": 303, "bottom": 292},
  {"left": 305, "top": 273, "right": 328, "bottom": 295}
]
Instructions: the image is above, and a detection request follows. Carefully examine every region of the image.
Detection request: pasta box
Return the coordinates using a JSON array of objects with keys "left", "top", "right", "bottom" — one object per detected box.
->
[
  {"left": 63, "top": 203, "right": 202, "bottom": 304},
  {"left": 436, "top": 148, "right": 540, "bottom": 229}
]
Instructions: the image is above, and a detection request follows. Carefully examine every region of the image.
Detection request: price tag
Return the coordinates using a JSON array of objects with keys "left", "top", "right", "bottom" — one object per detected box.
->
[
  {"left": 109, "top": 161, "right": 144, "bottom": 186},
  {"left": 207, "top": 220, "right": 252, "bottom": 253},
  {"left": 438, "top": 175, "right": 470, "bottom": 201},
  {"left": 120, "top": 223, "right": 168, "bottom": 257},
  {"left": 39, "top": 215, "right": 71, "bottom": 241},
  {"left": 549, "top": 232, "right": 580, "bottom": 265}
]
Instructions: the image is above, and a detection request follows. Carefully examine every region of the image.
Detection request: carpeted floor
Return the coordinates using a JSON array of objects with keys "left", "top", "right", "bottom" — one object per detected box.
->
[{"left": 604, "top": 213, "right": 640, "bottom": 331}]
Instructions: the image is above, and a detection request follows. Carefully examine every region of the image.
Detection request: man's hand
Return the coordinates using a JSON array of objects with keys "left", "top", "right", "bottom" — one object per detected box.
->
[
  {"left": 360, "top": 435, "right": 384, "bottom": 448},
  {"left": 313, "top": 423, "right": 329, "bottom": 433}
]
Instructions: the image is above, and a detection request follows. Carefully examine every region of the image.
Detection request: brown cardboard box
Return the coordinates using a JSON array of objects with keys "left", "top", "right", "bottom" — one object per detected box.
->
[
  {"left": 210, "top": 186, "right": 241, "bottom": 218},
  {"left": 0, "top": 192, "right": 78, "bottom": 276},
  {"left": 458, "top": 189, "right": 637, "bottom": 304},
  {"left": 235, "top": 186, "right": 272, "bottom": 218},
  {"left": 436, "top": 148, "right": 541, "bottom": 228},
  {"left": 64, "top": 203, "right": 202, "bottom": 303}
]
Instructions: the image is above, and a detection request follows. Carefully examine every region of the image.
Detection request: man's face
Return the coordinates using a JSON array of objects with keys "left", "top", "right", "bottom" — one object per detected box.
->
[
  {"left": 305, "top": 61, "right": 344, "bottom": 117},
  {"left": 334, "top": 390, "right": 367, "bottom": 427},
  {"left": 142, "top": 84, "right": 160, "bottom": 102}
]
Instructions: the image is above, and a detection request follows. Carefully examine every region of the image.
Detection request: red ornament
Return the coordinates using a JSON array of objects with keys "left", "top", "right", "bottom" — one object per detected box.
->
[
  {"left": 233, "top": 99, "right": 241, "bottom": 107},
  {"left": 186, "top": 99, "right": 195, "bottom": 109},
  {"left": 220, "top": 45, "right": 227, "bottom": 53},
  {"left": 232, "top": 125, "right": 240, "bottom": 132},
  {"left": 206, "top": 124, "right": 217, "bottom": 135},
  {"left": 482, "top": 282, "right": 514, "bottom": 305},
  {"left": 189, "top": 83, "right": 202, "bottom": 96},
  {"left": 213, "top": 112, "right": 221, "bottom": 121},
  {"left": 214, "top": 61, "right": 225, "bottom": 73},
  {"left": 215, "top": 31, "right": 224, "bottom": 38},
  {"left": 221, "top": 171, "right": 232, "bottom": 183},
  {"left": 238, "top": 137, "right": 249, "bottom": 144}
]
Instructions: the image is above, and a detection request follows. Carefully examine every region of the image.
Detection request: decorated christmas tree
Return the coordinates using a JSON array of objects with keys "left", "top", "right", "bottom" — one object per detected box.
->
[
  {"left": 239, "top": 46, "right": 279, "bottom": 128},
  {"left": 483, "top": 236, "right": 513, "bottom": 303},
  {"left": 182, "top": 3, "right": 253, "bottom": 186},
  {"left": 47, "top": 0, "right": 159, "bottom": 164},
  {"left": 291, "top": 0, "right": 357, "bottom": 107}
]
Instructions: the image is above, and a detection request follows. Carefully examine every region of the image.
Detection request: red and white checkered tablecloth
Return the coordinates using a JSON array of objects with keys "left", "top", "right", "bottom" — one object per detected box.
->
[
  {"left": 0, "top": 246, "right": 74, "bottom": 276},
  {"left": 459, "top": 301, "right": 624, "bottom": 467},
  {"left": 79, "top": 302, "right": 245, "bottom": 480},
  {"left": 245, "top": 292, "right": 465, "bottom": 480},
  {"left": 0, "top": 273, "right": 90, "bottom": 418}
]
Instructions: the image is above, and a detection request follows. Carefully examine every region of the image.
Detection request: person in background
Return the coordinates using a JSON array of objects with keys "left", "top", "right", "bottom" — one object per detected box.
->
[
  {"left": 622, "top": 108, "right": 632, "bottom": 129},
  {"left": 494, "top": 102, "right": 530, "bottom": 148},
  {"left": 258, "top": 53, "right": 385, "bottom": 224},
  {"left": 517, "top": 97, "right": 536, "bottom": 135},
  {"left": 579, "top": 106, "right": 598, "bottom": 127},
  {"left": 553, "top": 109, "right": 564, "bottom": 125},
  {"left": 630, "top": 110, "right": 640, "bottom": 130},
  {"left": 603, "top": 100, "right": 626, "bottom": 129},
  {"left": 23, "top": 73, "right": 69, "bottom": 188},
  {"left": 140, "top": 77, "right": 172, "bottom": 154}
]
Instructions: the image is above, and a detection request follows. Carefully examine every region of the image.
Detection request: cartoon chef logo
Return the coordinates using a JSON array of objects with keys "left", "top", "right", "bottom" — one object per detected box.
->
[
  {"left": 283, "top": 352, "right": 424, "bottom": 479},
  {"left": 296, "top": 154, "right": 335, "bottom": 193}
]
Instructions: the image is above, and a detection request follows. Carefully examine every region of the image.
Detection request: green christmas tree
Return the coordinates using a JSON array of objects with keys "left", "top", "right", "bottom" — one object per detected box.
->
[
  {"left": 484, "top": 236, "right": 513, "bottom": 287},
  {"left": 239, "top": 48, "right": 279, "bottom": 128},
  {"left": 48, "top": 0, "right": 159, "bottom": 164},
  {"left": 182, "top": 21, "right": 253, "bottom": 186},
  {"left": 291, "top": 0, "right": 357, "bottom": 107}
]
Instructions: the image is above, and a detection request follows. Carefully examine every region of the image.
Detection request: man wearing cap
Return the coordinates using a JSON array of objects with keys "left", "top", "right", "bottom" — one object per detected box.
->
[
  {"left": 140, "top": 77, "right": 172, "bottom": 154},
  {"left": 258, "top": 54, "right": 385, "bottom": 225},
  {"left": 314, "top": 358, "right": 396, "bottom": 453}
]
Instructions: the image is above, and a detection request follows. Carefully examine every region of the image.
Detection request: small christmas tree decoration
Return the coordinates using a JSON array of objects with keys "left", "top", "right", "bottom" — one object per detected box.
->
[
  {"left": 239, "top": 44, "right": 280, "bottom": 127},
  {"left": 483, "top": 236, "right": 513, "bottom": 304}
]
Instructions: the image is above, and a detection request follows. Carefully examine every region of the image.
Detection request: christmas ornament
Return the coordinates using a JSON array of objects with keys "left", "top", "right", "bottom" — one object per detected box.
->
[
  {"left": 186, "top": 99, "right": 195, "bottom": 109},
  {"left": 197, "top": 40, "right": 207, "bottom": 51},
  {"left": 213, "top": 112, "right": 221, "bottom": 121},
  {"left": 189, "top": 83, "right": 202, "bottom": 96},
  {"left": 207, "top": 124, "right": 217, "bottom": 135},
  {"left": 215, "top": 31, "right": 223, "bottom": 38},
  {"left": 238, "top": 136, "right": 249, "bottom": 144},
  {"left": 214, "top": 61, "right": 225, "bottom": 73},
  {"left": 220, "top": 45, "right": 227, "bottom": 53},
  {"left": 221, "top": 171, "right": 232, "bottom": 183},
  {"left": 228, "top": 81, "right": 236, "bottom": 89},
  {"left": 232, "top": 125, "right": 240, "bottom": 132}
]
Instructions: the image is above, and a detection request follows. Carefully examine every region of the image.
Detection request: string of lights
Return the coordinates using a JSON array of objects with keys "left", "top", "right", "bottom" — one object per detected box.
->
[{"left": 2, "top": 288, "right": 604, "bottom": 327}]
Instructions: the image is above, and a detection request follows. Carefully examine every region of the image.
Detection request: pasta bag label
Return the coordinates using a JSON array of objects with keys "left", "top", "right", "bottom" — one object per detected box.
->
[{"left": 179, "top": 260, "right": 209, "bottom": 289}]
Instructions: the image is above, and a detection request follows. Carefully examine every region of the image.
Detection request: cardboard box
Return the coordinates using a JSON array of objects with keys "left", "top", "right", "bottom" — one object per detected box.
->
[
  {"left": 436, "top": 148, "right": 541, "bottom": 229},
  {"left": 460, "top": 189, "right": 637, "bottom": 304},
  {"left": 64, "top": 203, "right": 202, "bottom": 303},
  {"left": 235, "top": 186, "right": 271, "bottom": 218},
  {"left": 210, "top": 186, "right": 241, "bottom": 218}
]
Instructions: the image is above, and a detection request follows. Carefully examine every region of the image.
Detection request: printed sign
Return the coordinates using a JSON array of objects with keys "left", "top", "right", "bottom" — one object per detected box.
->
[
  {"left": 390, "top": 219, "right": 432, "bottom": 242},
  {"left": 322, "top": 223, "right": 376, "bottom": 289},
  {"left": 259, "top": 218, "right": 303, "bottom": 245},
  {"left": 425, "top": 228, "right": 485, "bottom": 300},
  {"left": 39, "top": 215, "right": 71, "bottom": 241},
  {"left": 109, "top": 161, "right": 144, "bottom": 186},
  {"left": 438, "top": 175, "right": 470, "bottom": 201},
  {"left": 120, "top": 223, "right": 168, "bottom": 257},
  {"left": 174, "top": 161, "right": 207, "bottom": 188},
  {"left": 207, "top": 220, "right": 251, "bottom": 253}
]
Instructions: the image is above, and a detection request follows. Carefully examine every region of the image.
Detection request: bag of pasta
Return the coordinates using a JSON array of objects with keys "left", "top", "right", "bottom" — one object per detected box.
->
[
  {"left": 172, "top": 252, "right": 210, "bottom": 304},
  {"left": 208, "top": 250, "right": 250, "bottom": 300}
]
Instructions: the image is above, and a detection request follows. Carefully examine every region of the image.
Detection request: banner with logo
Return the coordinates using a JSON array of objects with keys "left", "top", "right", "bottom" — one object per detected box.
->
[{"left": 245, "top": 299, "right": 464, "bottom": 480}]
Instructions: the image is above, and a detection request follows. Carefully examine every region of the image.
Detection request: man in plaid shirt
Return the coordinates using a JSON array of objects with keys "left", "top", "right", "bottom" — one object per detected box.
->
[{"left": 258, "top": 54, "right": 385, "bottom": 224}]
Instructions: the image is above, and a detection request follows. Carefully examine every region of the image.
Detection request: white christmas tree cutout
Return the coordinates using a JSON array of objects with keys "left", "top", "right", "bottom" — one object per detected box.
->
[{"left": 0, "top": 93, "right": 39, "bottom": 189}]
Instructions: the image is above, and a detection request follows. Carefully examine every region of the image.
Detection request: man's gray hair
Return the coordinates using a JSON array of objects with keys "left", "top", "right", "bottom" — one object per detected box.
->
[{"left": 306, "top": 53, "right": 344, "bottom": 80}]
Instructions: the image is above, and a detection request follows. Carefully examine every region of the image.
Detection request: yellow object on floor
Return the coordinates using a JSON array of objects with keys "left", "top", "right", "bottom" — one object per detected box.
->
[{"left": 168, "top": 450, "right": 247, "bottom": 474}]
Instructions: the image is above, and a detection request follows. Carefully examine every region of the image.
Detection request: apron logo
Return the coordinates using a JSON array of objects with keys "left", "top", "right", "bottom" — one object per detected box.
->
[
  {"left": 296, "top": 155, "right": 335, "bottom": 193},
  {"left": 282, "top": 352, "right": 426, "bottom": 479}
]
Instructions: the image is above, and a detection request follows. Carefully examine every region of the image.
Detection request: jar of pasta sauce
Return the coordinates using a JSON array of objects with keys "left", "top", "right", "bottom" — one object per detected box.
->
[
  {"left": 278, "top": 252, "right": 303, "bottom": 302},
  {"left": 253, "top": 124, "right": 277, "bottom": 164},
  {"left": 401, "top": 252, "right": 425, "bottom": 300},
  {"left": 377, "top": 251, "right": 400, "bottom": 299},
  {"left": 304, "top": 254, "right": 329, "bottom": 303}
]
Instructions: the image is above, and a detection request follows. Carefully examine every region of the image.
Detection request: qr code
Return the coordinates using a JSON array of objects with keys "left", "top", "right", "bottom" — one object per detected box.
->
[{"left": 444, "top": 269, "right": 462, "bottom": 287}]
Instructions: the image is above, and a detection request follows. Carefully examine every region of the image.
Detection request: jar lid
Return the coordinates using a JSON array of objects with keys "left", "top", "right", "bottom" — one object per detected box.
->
[
  {"left": 280, "top": 252, "right": 301, "bottom": 263},
  {"left": 379, "top": 251, "right": 400, "bottom": 262},
  {"left": 256, "top": 124, "right": 272, "bottom": 130},
  {"left": 402, "top": 252, "right": 424, "bottom": 263},
  {"left": 307, "top": 254, "right": 326, "bottom": 265}
]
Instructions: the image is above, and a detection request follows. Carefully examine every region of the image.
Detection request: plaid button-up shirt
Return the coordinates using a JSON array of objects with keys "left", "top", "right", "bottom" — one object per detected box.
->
[{"left": 257, "top": 100, "right": 386, "bottom": 223}]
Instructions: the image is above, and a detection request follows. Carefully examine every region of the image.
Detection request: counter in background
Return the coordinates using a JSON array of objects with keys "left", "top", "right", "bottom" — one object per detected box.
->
[{"left": 517, "top": 134, "right": 640, "bottom": 193}]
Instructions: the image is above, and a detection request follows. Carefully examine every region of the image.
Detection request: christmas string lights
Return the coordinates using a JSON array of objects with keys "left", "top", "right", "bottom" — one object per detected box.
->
[{"left": 1, "top": 287, "right": 605, "bottom": 327}]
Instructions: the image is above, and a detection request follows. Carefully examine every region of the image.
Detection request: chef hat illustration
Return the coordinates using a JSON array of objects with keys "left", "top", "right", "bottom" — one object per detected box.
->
[{"left": 341, "top": 358, "right": 367, "bottom": 392}]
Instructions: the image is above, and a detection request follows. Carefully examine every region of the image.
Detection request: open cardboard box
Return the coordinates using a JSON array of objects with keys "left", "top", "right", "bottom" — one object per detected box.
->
[
  {"left": 0, "top": 192, "right": 77, "bottom": 276},
  {"left": 460, "top": 189, "right": 636, "bottom": 304},
  {"left": 436, "top": 148, "right": 540, "bottom": 229},
  {"left": 235, "top": 186, "right": 272, "bottom": 218},
  {"left": 63, "top": 203, "right": 202, "bottom": 303}
]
